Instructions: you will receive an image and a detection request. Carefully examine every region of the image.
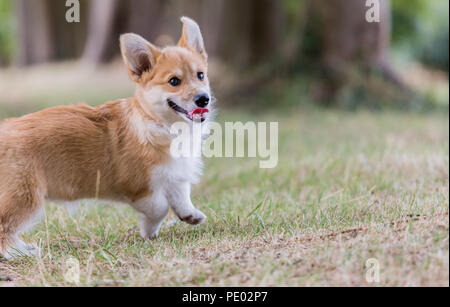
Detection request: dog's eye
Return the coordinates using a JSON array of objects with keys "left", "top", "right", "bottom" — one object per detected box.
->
[
  {"left": 197, "top": 72, "right": 205, "bottom": 81},
  {"left": 169, "top": 77, "right": 181, "bottom": 87}
]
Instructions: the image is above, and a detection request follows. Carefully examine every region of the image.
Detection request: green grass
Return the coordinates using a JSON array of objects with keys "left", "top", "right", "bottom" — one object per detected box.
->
[{"left": 0, "top": 105, "right": 448, "bottom": 286}]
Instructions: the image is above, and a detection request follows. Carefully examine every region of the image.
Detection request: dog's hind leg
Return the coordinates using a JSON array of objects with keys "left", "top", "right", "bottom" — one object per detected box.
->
[{"left": 0, "top": 173, "right": 45, "bottom": 260}]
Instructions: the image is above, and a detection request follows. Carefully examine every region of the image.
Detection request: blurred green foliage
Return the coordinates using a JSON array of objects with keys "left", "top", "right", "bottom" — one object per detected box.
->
[
  {"left": 392, "top": 0, "right": 449, "bottom": 72},
  {"left": 282, "top": 0, "right": 449, "bottom": 75},
  {"left": 0, "top": 0, "right": 13, "bottom": 65}
]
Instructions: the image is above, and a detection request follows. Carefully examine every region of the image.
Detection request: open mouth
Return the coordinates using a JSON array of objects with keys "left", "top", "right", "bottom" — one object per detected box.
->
[{"left": 168, "top": 100, "right": 209, "bottom": 122}]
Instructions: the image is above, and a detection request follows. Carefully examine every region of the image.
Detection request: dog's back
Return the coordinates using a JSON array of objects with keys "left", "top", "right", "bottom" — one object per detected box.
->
[
  {"left": 1, "top": 104, "right": 112, "bottom": 199},
  {"left": 0, "top": 101, "right": 171, "bottom": 202}
]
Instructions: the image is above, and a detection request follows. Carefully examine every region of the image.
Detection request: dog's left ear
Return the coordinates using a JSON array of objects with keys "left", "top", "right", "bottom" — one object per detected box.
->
[{"left": 178, "top": 17, "right": 207, "bottom": 59}]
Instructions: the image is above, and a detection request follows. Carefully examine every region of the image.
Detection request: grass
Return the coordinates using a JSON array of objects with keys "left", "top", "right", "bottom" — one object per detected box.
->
[{"left": 0, "top": 64, "right": 448, "bottom": 286}]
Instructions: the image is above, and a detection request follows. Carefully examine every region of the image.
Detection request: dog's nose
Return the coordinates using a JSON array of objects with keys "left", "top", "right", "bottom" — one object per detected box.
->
[{"left": 194, "top": 94, "right": 210, "bottom": 108}]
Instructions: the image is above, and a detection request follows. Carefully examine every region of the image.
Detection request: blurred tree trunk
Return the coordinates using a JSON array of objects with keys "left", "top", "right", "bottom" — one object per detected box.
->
[
  {"left": 127, "top": 0, "right": 163, "bottom": 42},
  {"left": 82, "top": 0, "right": 167, "bottom": 64},
  {"left": 310, "top": 0, "right": 402, "bottom": 100},
  {"left": 250, "top": 0, "right": 283, "bottom": 65},
  {"left": 82, "top": 0, "right": 119, "bottom": 64},
  {"left": 14, "top": 0, "right": 54, "bottom": 66},
  {"left": 198, "top": 0, "right": 225, "bottom": 56},
  {"left": 218, "top": 0, "right": 283, "bottom": 69},
  {"left": 47, "top": 0, "right": 89, "bottom": 60}
]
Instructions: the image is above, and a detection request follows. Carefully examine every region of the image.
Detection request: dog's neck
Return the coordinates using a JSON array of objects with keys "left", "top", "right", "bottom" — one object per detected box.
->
[
  {"left": 123, "top": 95, "right": 172, "bottom": 149},
  {"left": 132, "top": 90, "right": 163, "bottom": 125}
]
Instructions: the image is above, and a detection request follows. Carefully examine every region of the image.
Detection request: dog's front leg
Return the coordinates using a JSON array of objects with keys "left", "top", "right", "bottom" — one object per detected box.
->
[
  {"left": 167, "top": 182, "right": 206, "bottom": 225},
  {"left": 131, "top": 191, "right": 169, "bottom": 239}
]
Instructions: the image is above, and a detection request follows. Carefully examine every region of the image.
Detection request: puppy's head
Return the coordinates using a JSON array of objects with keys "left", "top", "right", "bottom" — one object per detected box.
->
[{"left": 120, "top": 17, "right": 213, "bottom": 124}]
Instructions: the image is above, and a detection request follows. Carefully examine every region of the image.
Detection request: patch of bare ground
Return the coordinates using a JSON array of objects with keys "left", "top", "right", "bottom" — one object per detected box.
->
[{"left": 123, "top": 213, "right": 448, "bottom": 286}]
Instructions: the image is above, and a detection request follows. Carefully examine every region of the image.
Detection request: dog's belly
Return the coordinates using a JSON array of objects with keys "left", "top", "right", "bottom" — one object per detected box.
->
[{"left": 45, "top": 170, "right": 151, "bottom": 204}]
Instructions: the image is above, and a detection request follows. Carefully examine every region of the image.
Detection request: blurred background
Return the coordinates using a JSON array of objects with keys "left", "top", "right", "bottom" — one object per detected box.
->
[{"left": 0, "top": 0, "right": 448, "bottom": 116}]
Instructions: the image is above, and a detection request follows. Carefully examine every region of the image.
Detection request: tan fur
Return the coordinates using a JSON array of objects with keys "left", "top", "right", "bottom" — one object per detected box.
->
[
  {"left": 0, "top": 17, "right": 210, "bottom": 256},
  {"left": 0, "top": 100, "right": 168, "bottom": 250}
]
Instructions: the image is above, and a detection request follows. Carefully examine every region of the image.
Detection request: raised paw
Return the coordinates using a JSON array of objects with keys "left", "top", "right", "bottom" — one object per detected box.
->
[{"left": 179, "top": 209, "right": 207, "bottom": 225}]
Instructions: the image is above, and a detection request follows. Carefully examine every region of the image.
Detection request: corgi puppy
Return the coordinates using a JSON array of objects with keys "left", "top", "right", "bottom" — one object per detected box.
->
[{"left": 0, "top": 17, "right": 213, "bottom": 259}]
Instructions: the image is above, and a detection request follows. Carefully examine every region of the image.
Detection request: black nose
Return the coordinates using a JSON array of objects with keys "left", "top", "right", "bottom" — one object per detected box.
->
[{"left": 194, "top": 94, "right": 210, "bottom": 108}]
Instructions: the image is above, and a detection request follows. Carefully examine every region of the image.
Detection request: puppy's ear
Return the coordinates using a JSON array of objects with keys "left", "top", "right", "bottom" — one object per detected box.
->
[
  {"left": 120, "top": 33, "right": 161, "bottom": 82},
  {"left": 178, "top": 17, "right": 207, "bottom": 59}
]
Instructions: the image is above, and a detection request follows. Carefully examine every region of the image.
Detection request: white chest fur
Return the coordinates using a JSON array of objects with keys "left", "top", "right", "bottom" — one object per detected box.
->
[{"left": 151, "top": 156, "right": 203, "bottom": 189}]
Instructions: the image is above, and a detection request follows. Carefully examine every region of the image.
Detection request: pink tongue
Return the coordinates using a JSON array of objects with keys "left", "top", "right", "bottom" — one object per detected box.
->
[{"left": 189, "top": 108, "right": 209, "bottom": 119}]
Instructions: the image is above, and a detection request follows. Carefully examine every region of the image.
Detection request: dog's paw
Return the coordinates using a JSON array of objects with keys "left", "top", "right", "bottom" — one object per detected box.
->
[
  {"left": 142, "top": 234, "right": 158, "bottom": 240},
  {"left": 4, "top": 242, "right": 40, "bottom": 260},
  {"left": 180, "top": 209, "right": 207, "bottom": 225},
  {"left": 140, "top": 227, "right": 160, "bottom": 240}
]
